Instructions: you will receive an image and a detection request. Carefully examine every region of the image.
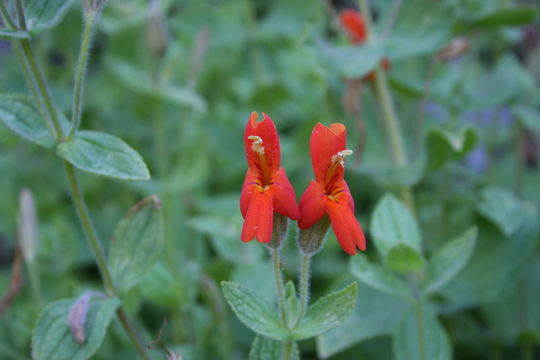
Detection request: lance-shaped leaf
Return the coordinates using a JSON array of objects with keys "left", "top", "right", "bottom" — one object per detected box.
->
[
  {"left": 249, "top": 336, "right": 299, "bottom": 360},
  {"left": 477, "top": 187, "right": 522, "bottom": 237},
  {"left": 424, "top": 126, "right": 477, "bottom": 172},
  {"left": 221, "top": 281, "right": 288, "bottom": 341},
  {"left": 0, "top": 95, "right": 69, "bottom": 148},
  {"left": 31, "top": 296, "right": 120, "bottom": 360},
  {"left": 423, "top": 227, "right": 477, "bottom": 296},
  {"left": 350, "top": 255, "right": 411, "bottom": 301},
  {"left": 26, "top": 0, "right": 75, "bottom": 34},
  {"left": 371, "top": 194, "right": 424, "bottom": 273},
  {"left": 292, "top": 282, "right": 357, "bottom": 341},
  {"left": 56, "top": 130, "right": 150, "bottom": 180},
  {"left": 393, "top": 304, "right": 451, "bottom": 360},
  {"left": 108, "top": 196, "right": 164, "bottom": 293}
]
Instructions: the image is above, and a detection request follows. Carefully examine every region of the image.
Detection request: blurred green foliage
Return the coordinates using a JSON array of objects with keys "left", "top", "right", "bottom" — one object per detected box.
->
[{"left": 1, "top": 0, "right": 540, "bottom": 359}]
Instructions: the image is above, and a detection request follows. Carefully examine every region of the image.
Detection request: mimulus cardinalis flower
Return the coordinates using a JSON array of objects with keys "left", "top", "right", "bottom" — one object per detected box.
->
[
  {"left": 298, "top": 123, "right": 366, "bottom": 255},
  {"left": 240, "top": 112, "right": 300, "bottom": 243},
  {"left": 339, "top": 9, "right": 390, "bottom": 77}
]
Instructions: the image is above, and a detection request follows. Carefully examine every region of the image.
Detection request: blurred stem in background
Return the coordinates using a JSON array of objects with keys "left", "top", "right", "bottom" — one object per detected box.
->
[
  {"left": 358, "top": 0, "right": 415, "bottom": 211},
  {"left": 0, "top": 1, "right": 149, "bottom": 358}
]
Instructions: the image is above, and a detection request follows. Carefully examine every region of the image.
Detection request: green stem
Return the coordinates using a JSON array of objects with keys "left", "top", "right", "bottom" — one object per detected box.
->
[
  {"left": 116, "top": 307, "right": 149, "bottom": 359},
  {"left": 358, "top": 0, "right": 414, "bottom": 210},
  {"left": 69, "top": 11, "right": 97, "bottom": 137},
  {"left": 295, "top": 254, "right": 311, "bottom": 327},
  {"left": 282, "top": 341, "right": 294, "bottom": 360},
  {"left": 63, "top": 161, "right": 116, "bottom": 294},
  {"left": 414, "top": 302, "right": 427, "bottom": 360},
  {"left": 270, "top": 248, "right": 287, "bottom": 324},
  {"left": 0, "top": 1, "right": 17, "bottom": 29}
]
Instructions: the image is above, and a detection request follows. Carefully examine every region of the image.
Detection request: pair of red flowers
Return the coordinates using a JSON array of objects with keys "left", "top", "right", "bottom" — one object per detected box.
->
[{"left": 240, "top": 112, "right": 366, "bottom": 255}]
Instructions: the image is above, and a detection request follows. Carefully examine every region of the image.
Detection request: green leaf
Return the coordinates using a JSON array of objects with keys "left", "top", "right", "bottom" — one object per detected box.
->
[
  {"left": 423, "top": 228, "right": 477, "bottom": 296},
  {"left": 108, "top": 196, "right": 164, "bottom": 293},
  {"left": 221, "top": 281, "right": 288, "bottom": 341},
  {"left": 105, "top": 57, "right": 206, "bottom": 112},
  {"left": 31, "top": 296, "right": 120, "bottom": 360},
  {"left": 26, "top": 0, "right": 75, "bottom": 34},
  {"left": 393, "top": 304, "right": 451, "bottom": 360},
  {"left": 370, "top": 194, "right": 424, "bottom": 273},
  {"left": 293, "top": 282, "right": 357, "bottom": 341},
  {"left": 0, "top": 28, "right": 30, "bottom": 40},
  {"left": 0, "top": 95, "right": 69, "bottom": 148},
  {"left": 315, "top": 38, "right": 383, "bottom": 78},
  {"left": 249, "top": 336, "right": 299, "bottom": 360},
  {"left": 349, "top": 255, "right": 411, "bottom": 300},
  {"left": 56, "top": 131, "right": 150, "bottom": 180},
  {"left": 468, "top": 6, "right": 538, "bottom": 28},
  {"left": 317, "top": 283, "right": 408, "bottom": 358},
  {"left": 424, "top": 126, "right": 477, "bottom": 172},
  {"left": 513, "top": 105, "right": 540, "bottom": 133},
  {"left": 477, "top": 187, "right": 522, "bottom": 237}
]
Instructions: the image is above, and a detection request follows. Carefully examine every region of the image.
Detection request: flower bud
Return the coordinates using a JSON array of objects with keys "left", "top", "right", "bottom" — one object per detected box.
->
[
  {"left": 298, "top": 216, "right": 331, "bottom": 255},
  {"left": 17, "top": 189, "right": 38, "bottom": 263},
  {"left": 265, "top": 213, "right": 288, "bottom": 250},
  {"left": 84, "top": 0, "right": 108, "bottom": 14}
]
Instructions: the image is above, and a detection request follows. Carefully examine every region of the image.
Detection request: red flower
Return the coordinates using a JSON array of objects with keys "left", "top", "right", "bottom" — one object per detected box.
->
[
  {"left": 298, "top": 123, "right": 366, "bottom": 255},
  {"left": 339, "top": 9, "right": 391, "bottom": 80},
  {"left": 240, "top": 112, "right": 300, "bottom": 243}
]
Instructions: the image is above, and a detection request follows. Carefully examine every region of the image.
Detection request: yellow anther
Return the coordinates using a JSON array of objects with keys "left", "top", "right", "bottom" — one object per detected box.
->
[
  {"left": 331, "top": 149, "right": 353, "bottom": 168},
  {"left": 248, "top": 135, "right": 265, "bottom": 155}
]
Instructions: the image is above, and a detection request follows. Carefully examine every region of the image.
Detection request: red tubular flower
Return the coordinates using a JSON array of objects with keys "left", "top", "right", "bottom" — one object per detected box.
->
[
  {"left": 339, "top": 9, "right": 391, "bottom": 80},
  {"left": 240, "top": 112, "right": 300, "bottom": 243},
  {"left": 298, "top": 123, "right": 366, "bottom": 255}
]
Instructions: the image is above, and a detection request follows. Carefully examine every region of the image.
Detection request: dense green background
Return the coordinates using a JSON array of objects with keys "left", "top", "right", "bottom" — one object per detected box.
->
[{"left": 1, "top": 0, "right": 539, "bottom": 359}]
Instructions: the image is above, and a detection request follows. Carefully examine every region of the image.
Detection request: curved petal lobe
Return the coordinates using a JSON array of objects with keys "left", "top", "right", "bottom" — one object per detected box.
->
[
  {"left": 299, "top": 180, "right": 328, "bottom": 229},
  {"left": 241, "top": 191, "right": 274, "bottom": 243},
  {"left": 310, "top": 123, "right": 347, "bottom": 184},
  {"left": 327, "top": 201, "right": 366, "bottom": 255},
  {"left": 272, "top": 168, "right": 300, "bottom": 220},
  {"left": 244, "top": 112, "right": 281, "bottom": 173}
]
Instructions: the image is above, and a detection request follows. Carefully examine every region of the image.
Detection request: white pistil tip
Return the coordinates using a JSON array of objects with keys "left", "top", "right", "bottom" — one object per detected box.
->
[
  {"left": 332, "top": 149, "right": 353, "bottom": 167},
  {"left": 248, "top": 135, "right": 265, "bottom": 155}
]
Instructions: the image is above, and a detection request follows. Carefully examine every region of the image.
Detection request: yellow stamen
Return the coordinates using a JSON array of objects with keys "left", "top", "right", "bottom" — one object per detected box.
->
[
  {"left": 248, "top": 135, "right": 265, "bottom": 155},
  {"left": 248, "top": 135, "right": 272, "bottom": 186},
  {"left": 325, "top": 149, "right": 353, "bottom": 192}
]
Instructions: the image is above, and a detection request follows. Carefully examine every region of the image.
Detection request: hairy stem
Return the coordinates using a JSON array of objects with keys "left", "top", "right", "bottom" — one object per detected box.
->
[
  {"left": 270, "top": 248, "right": 287, "bottom": 323},
  {"left": 295, "top": 254, "right": 311, "bottom": 327},
  {"left": 282, "top": 341, "right": 294, "bottom": 360},
  {"left": 69, "top": 10, "right": 98, "bottom": 137},
  {"left": 414, "top": 302, "right": 427, "bottom": 360}
]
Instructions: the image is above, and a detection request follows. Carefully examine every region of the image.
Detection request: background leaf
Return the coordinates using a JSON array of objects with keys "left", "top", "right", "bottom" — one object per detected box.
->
[
  {"left": 31, "top": 296, "right": 120, "bottom": 360},
  {"left": 108, "top": 196, "right": 164, "bottom": 293},
  {"left": 477, "top": 187, "right": 522, "bottom": 237},
  {"left": 249, "top": 336, "right": 299, "bottom": 360},
  {"left": 26, "top": 0, "right": 75, "bottom": 34},
  {"left": 56, "top": 131, "right": 150, "bottom": 180}
]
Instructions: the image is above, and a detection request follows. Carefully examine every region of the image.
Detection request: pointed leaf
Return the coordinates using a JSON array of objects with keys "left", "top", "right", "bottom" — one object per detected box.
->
[
  {"left": 393, "top": 304, "right": 451, "bottom": 360},
  {"left": 249, "top": 336, "right": 299, "bottom": 360},
  {"left": 221, "top": 281, "right": 288, "bottom": 341},
  {"left": 293, "top": 282, "right": 357, "bottom": 341},
  {"left": 26, "top": 0, "right": 75, "bottom": 34},
  {"left": 108, "top": 196, "right": 164, "bottom": 293},
  {"left": 370, "top": 194, "right": 424, "bottom": 273},
  {"left": 32, "top": 296, "right": 120, "bottom": 360},
  {"left": 0, "top": 95, "right": 69, "bottom": 148},
  {"left": 349, "top": 255, "right": 411, "bottom": 300},
  {"left": 513, "top": 105, "right": 540, "bottom": 133},
  {"left": 477, "top": 187, "right": 522, "bottom": 237},
  {"left": 56, "top": 130, "right": 150, "bottom": 180},
  {"left": 424, "top": 126, "right": 477, "bottom": 172},
  {"left": 423, "top": 227, "right": 477, "bottom": 295}
]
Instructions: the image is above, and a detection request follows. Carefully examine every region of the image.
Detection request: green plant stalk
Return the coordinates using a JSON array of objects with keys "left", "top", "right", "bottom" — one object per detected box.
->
[
  {"left": 282, "top": 341, "right": 294, "bottom": 360},
  {"left": 358, "top": 0, "right": 414, "bottom": 210},
  {"left": 5, "top": 3, "right": 149, "bottom": 358},
  {"left": 69, "top": 10, "right": 98, "bottom": 137},
  {"left": 414, "top": 302, "right": 427, "bottom": 360},
  {"left": 271, "top": 248, "right": 287, "bottom": 323},
  {"left": 26, "top": 260, "right": 43, "bottom": 306},
  {"left": 295, "top": 254, "right": 311, "bottom": 327},
  {"left": 0, "top": 1, "right": 16, "bottom": 29}
]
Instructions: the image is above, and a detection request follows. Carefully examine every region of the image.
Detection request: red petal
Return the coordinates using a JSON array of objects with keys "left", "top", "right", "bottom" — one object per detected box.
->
[
  {"left": 241, "top": 191, "right": 274, "bottom": 243},
  {"left": 340, "top": 9, "right": 367, "bottom": 44},
  {"left": 298, "top": 180, "right": 327, "bottom": 229},
  {"left": 272, "top": 168, "right": 300, "bottom": 220},
  {"left": 244, "top": 112, "right": 281, "bottom": 173},
  {"left": 240, "top": 169, "right": 259, "bottom": 218},
  {"left": 310, "top": 123, "right": 347, "bottom": 184},
  {"left": 327, "top": 201, "right": 366, "bottom": 255}
]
